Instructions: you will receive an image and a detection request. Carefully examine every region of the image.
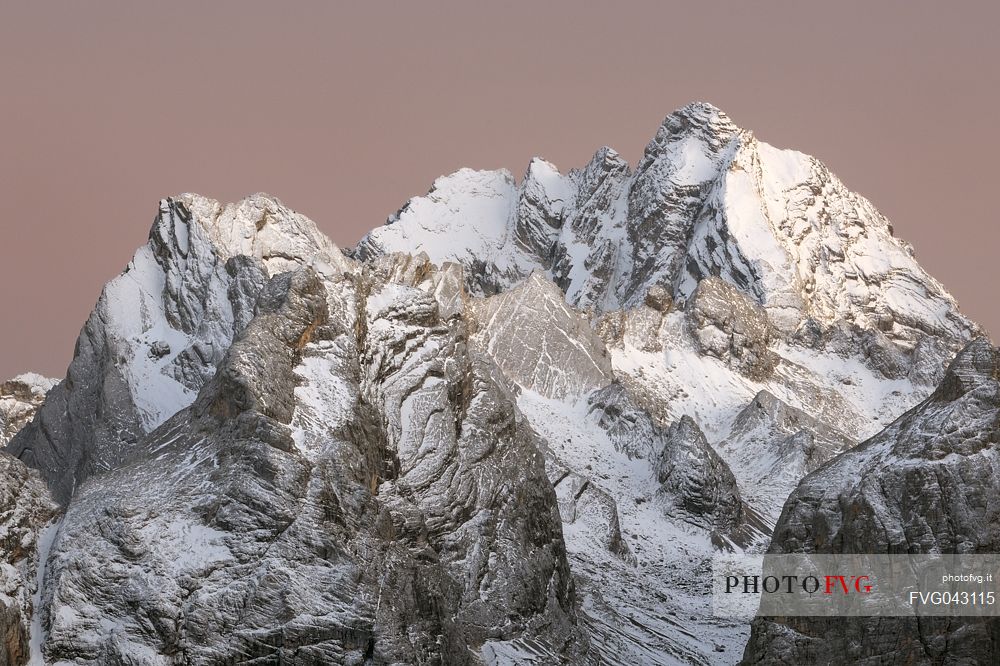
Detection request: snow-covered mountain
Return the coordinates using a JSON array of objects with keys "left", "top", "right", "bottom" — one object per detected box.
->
[
  {"left": 4, "top": 196, "right": 588, "bottom": 665},
  {"left": 0, "top": 102, "right": 991, "bottom": 665},
  {"left": 356, "top": 102, "right": 975, "bottom": 348},
  {"left": 744, "top": 339, "right": 1000, "bottom": 664},
  {"left": 0, "top": 374, "right": 56, "bottom": 447}
]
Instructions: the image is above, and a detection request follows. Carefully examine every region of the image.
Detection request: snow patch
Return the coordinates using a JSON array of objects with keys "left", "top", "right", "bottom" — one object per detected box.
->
[{"left": 28, "top": 518, "right": 60, "bottom": 666}]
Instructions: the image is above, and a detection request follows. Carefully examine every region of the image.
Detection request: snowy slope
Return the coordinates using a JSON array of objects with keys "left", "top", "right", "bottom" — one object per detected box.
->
[
  {"left": 6, "top": 193, "right": 354, "bottom": 503},
  {"left": 3, "top": 102, "right": 989, "bottom": 665},
  {"left": 352, "top": 102, "right": 983, "bottom": 664},
  {"left": 357, "top": 102, "right": 978, "bottom": 350}
]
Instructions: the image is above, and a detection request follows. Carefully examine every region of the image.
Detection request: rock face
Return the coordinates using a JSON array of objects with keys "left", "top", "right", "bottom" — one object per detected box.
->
[
  {"left": 467, "top": 271, "right": 615, "bottom": 399},
  {"left": 4, "top": 102, "right": 992, "bottom": 665},
  {"left": 586, "top": 383, "right": 662, "bottom": 459},
  {"left": 654, "top": 416, "right": 745, "bottom": 535},
  {"left": 357, "top": 102, "right": 978, "bottom": 360},
  {"left": 718, "top": 390, "right": 854, "bottom": 527},
  {"left": 0, "top": 375, "right": 55, "bottom": 448},
  {"left": 23, "top": 256, "right": 586, "bottom": 663},
  {"left": 0, "top": 453, "right": 58, "bottom": 666},
  {"left": 7, "top": 194, "right": 351, "bottom": 504},
  {"left": 0, "top": 388, "right": 57, "bottom": 665},
  {"left": 686, "top": 277, "right": 777, "bottom": 380},
  {"left": 743, "top": 338, "right": 1000, "bottom": 664}
]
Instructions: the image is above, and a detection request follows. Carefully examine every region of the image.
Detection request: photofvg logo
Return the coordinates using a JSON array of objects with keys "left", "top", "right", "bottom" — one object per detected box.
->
[
  {"left": 724, "top": 572, "right": 872, "bottom": 595},
  {"left": 712, "top": 554, "right": 1000, "bottom": 619}
]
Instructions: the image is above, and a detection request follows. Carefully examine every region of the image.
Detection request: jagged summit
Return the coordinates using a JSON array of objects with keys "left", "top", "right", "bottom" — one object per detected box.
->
[
  {"left": 665, "top": 100, "right": 735, "bottom": 126},
  {"left": 8, "top": 193, "right": 352, "bottom": 503},
  {"left": 356, "top": 102, "right": 978, "bottom": 359},
  {"left": 1, "top": 106, "right": 991, "bottom": 665},
  {"left": 166, "top": 192, "right": 353, "bottom": 275},
  {"left": 643, "top": 101, "right": 740, "bottom": 157}
]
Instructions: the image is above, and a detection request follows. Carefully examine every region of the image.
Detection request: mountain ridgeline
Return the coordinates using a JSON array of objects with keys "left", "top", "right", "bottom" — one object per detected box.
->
[{"left": 0, "top": 103, "right": 993, "bottom": 665}]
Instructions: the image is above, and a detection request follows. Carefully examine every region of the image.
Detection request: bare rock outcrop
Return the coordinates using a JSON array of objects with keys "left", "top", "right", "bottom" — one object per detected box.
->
[
  {"left": 0, "top": 454, "right": 58, "bottom": 666},
  {"left": 654, "top": 416, "right": 747, "bottom": 537},
  {"left": 743, "top": 339, "right": 1000, "bottom": 665},
  {"left": 0, "top": 375, "right": 55, "bottom": 448},
  {"left": 686, "top": 277, "right": 777, "bottom": 380},
  {"left": 33, "top": 264, "right": 589, "bottom": 664}
]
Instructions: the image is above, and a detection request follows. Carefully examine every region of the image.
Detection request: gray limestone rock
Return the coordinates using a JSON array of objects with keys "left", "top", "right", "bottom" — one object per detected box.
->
[
  {"left": 717, "top": 390, "right": 855, "bottom": 528},
  {"left": 513, "top": 158, "right": 571, "bottom": 262},
  {"left": 550, "top": 147, "right": 632, "bottom": 310},
  {"left": 6, "top": 195, "right": 342, "bottom": 504},
  {"left": 654, "top": 416, "right": 755, "bottom": 544},
  {"left": 32, "top": 265, "right": 590, "bottom": 665},
  {"left": 358, "top": 100, "right": 979, "bottom": 368},
  {"left": 0, "top": 375, "right": 55, "bottom": 448},
  {"left": 0, "top": 453, "right": 58, "bottom": 666},
  {"left": 644, "top": 285, "right": 673, "bottom": 313},
  {"left": 587, "top": 383, "right": 662, "bottom": 460},
  {"left": 743, "top": 338, "right": 1000, "bottom": 664},
  {"left": 686, "top": 276, "right": 777, "bottom": 380},
  {"left": 467, "top": 271, "right": 614, "bottom": 399},
  {"left": 7, "top": 102, "right": 993, "bottom": 665}
]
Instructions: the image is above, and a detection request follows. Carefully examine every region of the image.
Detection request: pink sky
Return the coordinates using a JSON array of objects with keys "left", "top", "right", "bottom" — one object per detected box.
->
[{"left": 1, "top": 1, "right": 997, "bottom": 379}]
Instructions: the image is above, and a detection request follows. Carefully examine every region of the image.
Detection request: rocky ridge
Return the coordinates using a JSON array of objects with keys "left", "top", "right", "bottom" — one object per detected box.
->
[
  {"left": 7, "top": 195, "right": 353, "bottom": 504},
  {"left": 0, "top": 375, "right": 55, "bottom": 448},
  {"left": 0, "top": 102, "right": 989, "bottom": 665},
  {"left": 352, "top": 102, "right": 985, "bottom": 664},
  {"left": 356, "top": 103, "right": 977, "bottom": 356},
  {"left": 743, "top": 339, "right": 1000, "bottom": 664},
  {"left": 5, "top": 197, "right": 592, "bottom": 665}
]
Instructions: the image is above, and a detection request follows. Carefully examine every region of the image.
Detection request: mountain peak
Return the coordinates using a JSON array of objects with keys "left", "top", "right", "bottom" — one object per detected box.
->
[
  {"left": 165, "top": 192, "right": 351, "bottom": 276},
  {"left": 662, "top": 100, "right": 737, "bottom": 131},
  {"left": 3, "top": 102, "right": 993, "bottom": 665},
  {"left": 648, "top": 101, "right": 741, "bottom": 152},
  {"left": 8, "top": 193, "right": 353, "bottom": 501},
  {"left": 357, "top": 101, "right": 977, "bottom": 360}
]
